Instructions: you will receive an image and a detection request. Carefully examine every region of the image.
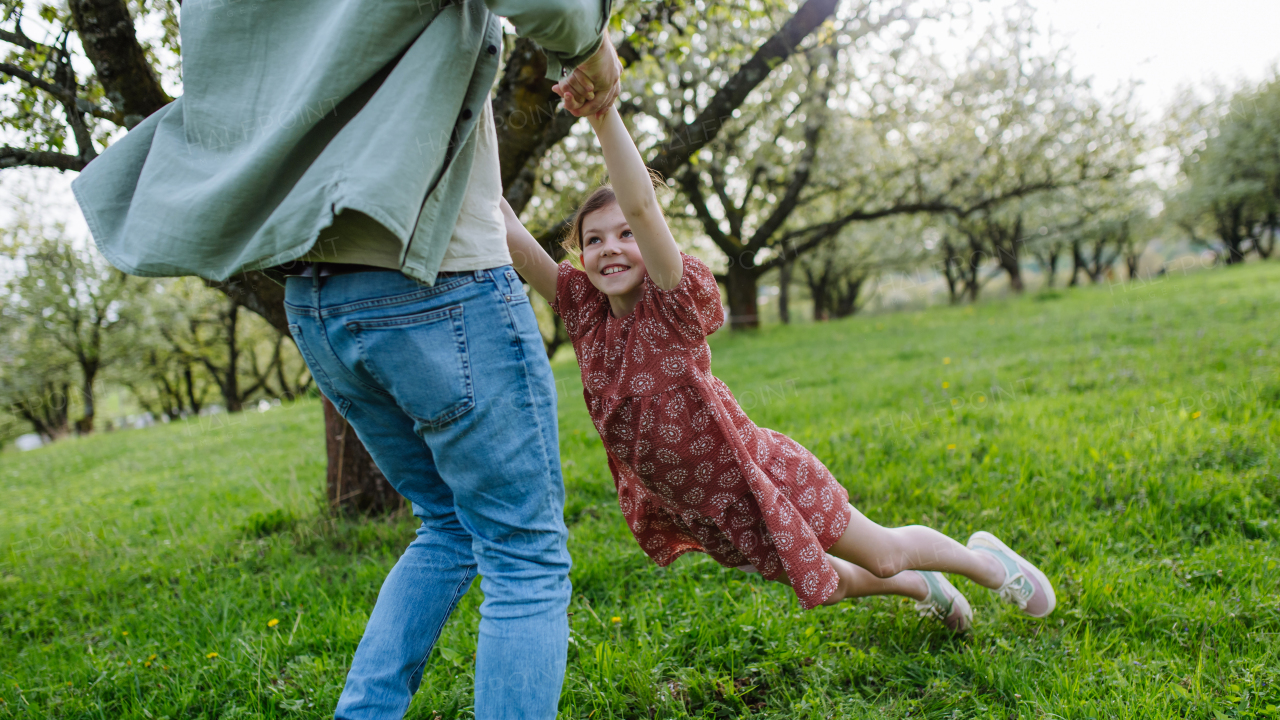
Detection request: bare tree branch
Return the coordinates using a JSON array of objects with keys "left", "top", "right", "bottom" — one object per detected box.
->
[
  {"left": 679, "top": 169, "right": 740, "bottom": 256},
  {"left": 0, "top": 62, "right": 125, "bottom": 124},
  {"left": 0, "top": 27, "right": 49, "bottom": 53},
  {"left": 647, "top": 0, "right": 839, "bottom": 177},
  {"left": 0, "top": 145, "right": 85, "bottom": 170}
]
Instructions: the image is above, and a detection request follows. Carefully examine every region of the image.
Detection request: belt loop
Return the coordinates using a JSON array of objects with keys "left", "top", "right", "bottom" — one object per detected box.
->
[{"left": 474, "top": 268, "right": 487, "bottom": 282}]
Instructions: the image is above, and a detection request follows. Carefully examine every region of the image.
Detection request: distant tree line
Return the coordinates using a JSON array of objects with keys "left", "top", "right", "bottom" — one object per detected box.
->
[{"left": 0, "top": 213, "right": 311, "bottom": 443}]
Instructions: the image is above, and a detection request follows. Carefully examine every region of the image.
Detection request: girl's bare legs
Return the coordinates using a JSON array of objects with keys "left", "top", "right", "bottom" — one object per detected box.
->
[
  {"left": 756, "top": 555, "right": 928, "bottom": 605},
  {"left": 827, "top": 504, "right": 1006, "bottom": 589},
  {"left": 822, "top": 554, "right": 929, "bottom": 605}
]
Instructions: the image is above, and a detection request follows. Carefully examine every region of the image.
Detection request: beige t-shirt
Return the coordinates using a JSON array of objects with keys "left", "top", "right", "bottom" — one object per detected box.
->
[{"left": 300, "top": 98, "right": 511, "bottom": 273}]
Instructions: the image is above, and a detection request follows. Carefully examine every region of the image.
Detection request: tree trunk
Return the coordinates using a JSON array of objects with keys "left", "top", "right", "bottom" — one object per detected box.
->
[
  {"left": 1044, "top": 248, "right": 1060, "bottom": 288},
  {"left": 1003, "top": 258, "right": 1024, "bottom": 289},
  {"left": 1069, "top": 240, "right": 1084, "bottom": 287},
  {"left": 832, "top": 275, "right": 865, "bottom": 318},
  {"left": 964, "top": 236, "right": 984, "bottom": 302},
  {"left": 223, "top": 302, "right": 242, "bottom": 412},
  {"left": 323, "top": 397, "right": 402, "bottom": 516},
  {"left": 991, "top": 216, "right": 1024, "bottom": 293},
  {"left": 75, "top": 361, "right": 98, "bottom": 434},
  {"left": 777, "top": 259, "right": 791, "bottom": 324},
  {"left": 942, "top": 239, "right": 962, "bottom": 304},
  {"left": 724, "top": 263, "right": 760, "bottom": 330},
  {"left": 184, "top": 362, "right": 202, "bottom": 415},
  {"left": 803, "top": 266, "right": 829, "bottom": 321}
]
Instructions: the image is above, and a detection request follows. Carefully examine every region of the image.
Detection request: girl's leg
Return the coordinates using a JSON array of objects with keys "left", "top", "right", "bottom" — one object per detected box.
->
[
  {"left": 827, "top": 504, "right": 1006, "bottom": 589},
  {"left": 821, "top": 554, "right": 928, "bottom": 605},
  {"left": 749, "top": 556, "right": 928, "bottom": 604}
]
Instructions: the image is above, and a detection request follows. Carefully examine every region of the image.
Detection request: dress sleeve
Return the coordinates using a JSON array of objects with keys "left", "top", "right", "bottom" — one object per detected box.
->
[
  {"left": 550, "top": 261, "right": 606, "bottom": 341},
  {"left": 648, "top": 253, "right": 725, "bottom": 340}
]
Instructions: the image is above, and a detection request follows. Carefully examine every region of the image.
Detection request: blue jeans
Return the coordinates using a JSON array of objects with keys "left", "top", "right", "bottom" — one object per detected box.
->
[{"left": 284, "top": 267, "right": 571, "bottom": 720}]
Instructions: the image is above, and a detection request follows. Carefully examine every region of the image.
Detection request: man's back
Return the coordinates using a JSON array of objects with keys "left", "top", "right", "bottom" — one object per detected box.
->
[{"left": 73, "top": 0, "right": 608, "bottom": 287}]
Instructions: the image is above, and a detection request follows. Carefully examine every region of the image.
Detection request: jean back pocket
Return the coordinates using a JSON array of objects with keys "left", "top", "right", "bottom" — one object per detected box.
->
[{"left": 346, "top": 305, "right": 474, "bottom": 430}]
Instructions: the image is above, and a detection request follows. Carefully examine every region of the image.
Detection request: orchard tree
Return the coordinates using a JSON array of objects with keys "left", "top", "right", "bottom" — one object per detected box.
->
[
  {"left": 1, "top": 216, "right": 133, "bottom": 433},
  {"left": 0, "top": 300, "right": 76, "bottom": 441},
  {"left": 795, "top": 214, "right": 929, "bottom": 319},
  {"left": 1169, "top": 75, "right": 1280, "bottom": 263},
  {"left": 905, "top": 8, "right": 1143, "bottom": 295}
]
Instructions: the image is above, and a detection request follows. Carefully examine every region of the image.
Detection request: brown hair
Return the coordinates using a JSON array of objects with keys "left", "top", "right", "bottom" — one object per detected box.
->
[
  {"left": 561, "top": 185, "right": 618, "bottom": 261},
  {"left": 560, "top": 170, "right": 670, "bottom": 262}
]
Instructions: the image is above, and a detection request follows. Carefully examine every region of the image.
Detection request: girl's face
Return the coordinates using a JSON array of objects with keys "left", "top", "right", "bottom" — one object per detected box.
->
[{"left": 581, "top": 202, "right": 648, "bottom": 299}]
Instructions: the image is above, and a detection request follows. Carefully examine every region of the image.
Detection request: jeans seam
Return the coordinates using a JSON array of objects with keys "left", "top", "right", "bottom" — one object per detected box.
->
[
  {"left": 314, "top": 316, "right": 397, "bottom": 400},
  {"left": 504, "top": 292, "right": 566, "bottom": 546},
  {"left": 408, "top": 567, "right": 476, "bottom": 687},
  {"left": 287, "top": 322, "right": 351, "bottom": 415}
]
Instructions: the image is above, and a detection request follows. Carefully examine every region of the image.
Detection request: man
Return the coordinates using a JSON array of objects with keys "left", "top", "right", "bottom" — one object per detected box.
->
[{"left": 72, "top": 0, "right": 620, "bottom": 717}]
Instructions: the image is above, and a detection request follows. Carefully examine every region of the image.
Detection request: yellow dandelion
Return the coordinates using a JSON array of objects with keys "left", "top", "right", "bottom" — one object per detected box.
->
[
  {"left": 144, "top": 662, "right": 151, "bottom": 668},
  {"left": 268, "top": 618, "right": 280, "bottom": 628},
  {"left": 610, "top": 616, "right": 621, "bottom": 623},
  {"left": 943, "top": 357, "right": 951, "bottom": 364},
  {"left": 942, "top": 381, "right": 950, "bottom": 388},
  {"left": 67, "top": 681, "right": 73, "bottom": 686},
  {"left": 147, "top": 654, "right": 157, "bottom": 661},
  {"left": 127, "top": 660, "right": 132, "bottom": 665},
  {"left": 979, "top": 396, "right": 986, "bottom": 402},
  {"left": 951, "top": 398, "right": 960, "bottom": 406},
  {"left": 1191, "top": 411, "right": 1201, "bottom": 419},
  {"left": 947, "top": 444, "right": 956, "bottom": 450},
  {"left": 206, "top": 652, "right": 218, "bottom": 659},
  {"left": 121, "top": 631, "right": 128, "bottom": 636}
]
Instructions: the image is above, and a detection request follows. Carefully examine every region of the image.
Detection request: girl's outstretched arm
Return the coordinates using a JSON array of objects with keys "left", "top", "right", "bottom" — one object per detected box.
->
[
  {"left": 586, "top": 106, "right": 684, "bottom": 289},
  {"left": 501, "top": 197, "right": 559, "bottom": 301}
]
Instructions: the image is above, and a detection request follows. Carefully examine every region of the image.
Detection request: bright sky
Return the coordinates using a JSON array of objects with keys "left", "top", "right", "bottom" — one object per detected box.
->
[
  {"left": 1033, "top": 0, "right": 1280, "bottom": 110},
  {"left": 6, "top": 1, "right": 1280, "bottom": 234}
]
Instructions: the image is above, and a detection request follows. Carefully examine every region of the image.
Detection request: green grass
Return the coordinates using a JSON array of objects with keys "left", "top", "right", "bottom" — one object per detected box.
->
[{"left": 3, "top": 263, "right": 1279, "bottom": 719}]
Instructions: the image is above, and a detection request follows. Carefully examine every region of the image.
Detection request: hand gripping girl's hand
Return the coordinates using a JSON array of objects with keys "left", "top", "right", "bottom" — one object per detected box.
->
[{"left": 552, "top": 32, "right": 621, "bottom": 119}]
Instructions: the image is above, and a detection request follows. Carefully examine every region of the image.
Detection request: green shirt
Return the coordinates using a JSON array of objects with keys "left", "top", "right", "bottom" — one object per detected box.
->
[{"left": 72, "top": 0, "right": 609, "bottom": 286}]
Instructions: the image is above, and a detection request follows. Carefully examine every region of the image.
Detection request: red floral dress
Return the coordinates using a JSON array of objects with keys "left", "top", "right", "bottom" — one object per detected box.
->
[{"left": 551, "top": 253, "right": 853, "bottom": 609}]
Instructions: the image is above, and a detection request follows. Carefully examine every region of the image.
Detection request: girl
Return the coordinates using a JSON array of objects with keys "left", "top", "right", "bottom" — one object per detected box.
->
[{"left": 501, "top": 103, "right": 1055, "bottom": 630}]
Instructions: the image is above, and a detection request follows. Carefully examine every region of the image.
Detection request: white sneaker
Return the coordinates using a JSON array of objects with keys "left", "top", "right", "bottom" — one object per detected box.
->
[
  {"left": 914, "top": 571, "right": 973, "bottom": 633},
  {"left": 967, "top": 531, "right": 1056, "bottom": 618}
]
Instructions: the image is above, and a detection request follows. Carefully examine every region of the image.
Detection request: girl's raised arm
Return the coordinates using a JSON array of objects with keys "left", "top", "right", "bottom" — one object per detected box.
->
[
  {"left": 586, "top": 106, "right": 684, "bottom": 289},
  {"left": 501, "top": 197, "right": 559, "bottom": 301}
]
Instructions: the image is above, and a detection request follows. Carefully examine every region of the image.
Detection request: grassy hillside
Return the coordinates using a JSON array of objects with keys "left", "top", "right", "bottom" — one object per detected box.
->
[{"left": 3, "top": 263, "right": 1278, "bottom": 719}]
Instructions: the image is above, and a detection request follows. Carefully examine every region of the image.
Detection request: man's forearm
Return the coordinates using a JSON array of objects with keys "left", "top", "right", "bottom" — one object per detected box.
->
[{"left": 485, "top": 0, "right": 611, "bottom": 77}]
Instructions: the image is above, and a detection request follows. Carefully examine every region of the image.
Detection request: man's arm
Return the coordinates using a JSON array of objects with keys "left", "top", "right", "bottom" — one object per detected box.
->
[
  {"left": 485, "top": 0, "right": 612, "bottom": 78},
  {"left": 501, "top": 198, "right": 560, "bottom": 301}
]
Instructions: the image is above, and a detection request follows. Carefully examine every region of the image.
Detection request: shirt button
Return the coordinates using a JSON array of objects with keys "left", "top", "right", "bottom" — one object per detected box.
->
[
  {"left": 462, "top": 108, "right": 473, "bottom": 120},
  {"left": 487, "top": 44, "right": 498, "bottom": 55}
]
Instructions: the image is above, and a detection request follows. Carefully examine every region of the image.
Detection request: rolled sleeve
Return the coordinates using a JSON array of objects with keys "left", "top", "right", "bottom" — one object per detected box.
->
[{"left": 486, "top": 0, "right": 612, "bottom": 78}]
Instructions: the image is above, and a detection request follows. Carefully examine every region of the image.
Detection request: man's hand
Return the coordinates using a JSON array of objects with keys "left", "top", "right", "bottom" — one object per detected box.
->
[{"left": 551, "top": 32, "right": 621, "bottom": 119}]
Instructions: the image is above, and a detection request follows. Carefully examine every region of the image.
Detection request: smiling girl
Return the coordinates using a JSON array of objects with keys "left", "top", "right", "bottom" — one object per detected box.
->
[{"left": 500, "top": 103, "right": 1055, "bottom": 628}]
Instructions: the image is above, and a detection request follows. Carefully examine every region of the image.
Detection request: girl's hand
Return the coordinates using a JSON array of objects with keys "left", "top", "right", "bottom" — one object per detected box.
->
[{"left": 552, "top": 33, "right": 621, "bottom": 119}]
